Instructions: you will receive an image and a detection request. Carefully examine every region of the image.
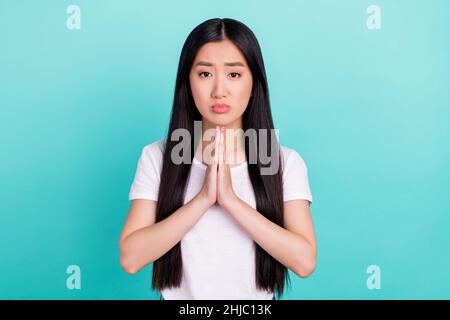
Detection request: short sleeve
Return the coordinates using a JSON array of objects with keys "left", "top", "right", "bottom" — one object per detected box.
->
[
  {"left": 282, "top": 148, "right": 313, "bottom": 204},
  {"left": 128, "top": 141, "right": 164, "bottom": 201}
]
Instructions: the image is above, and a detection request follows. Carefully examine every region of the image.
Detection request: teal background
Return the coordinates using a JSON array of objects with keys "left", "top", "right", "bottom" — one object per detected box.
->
[{"left": 1, "top": 0, "right": 449, "bottom": 299}]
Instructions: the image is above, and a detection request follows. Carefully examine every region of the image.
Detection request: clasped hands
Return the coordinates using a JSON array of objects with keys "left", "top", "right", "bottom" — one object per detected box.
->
[{"left": 198, "top": 126, "right": 238, "bottom": 208}]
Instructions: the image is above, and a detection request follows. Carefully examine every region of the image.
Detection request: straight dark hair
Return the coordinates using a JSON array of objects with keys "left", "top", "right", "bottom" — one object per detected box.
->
[{"left": 152, "top": 18, "right": 290, "bottom": 298}]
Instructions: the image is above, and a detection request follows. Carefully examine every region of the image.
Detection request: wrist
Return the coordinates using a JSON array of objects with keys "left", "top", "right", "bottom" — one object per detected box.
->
[
  {"left": 195, "top": 191, "right": 214, "bottom": 210},
  {"left": 219, "top": 192, "right": 240, "bottom": 211}
]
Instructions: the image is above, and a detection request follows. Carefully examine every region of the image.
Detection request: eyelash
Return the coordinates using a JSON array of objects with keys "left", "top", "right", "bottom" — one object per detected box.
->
[{"left": 199, "top": 72, "right": 241, "bottom": 79}]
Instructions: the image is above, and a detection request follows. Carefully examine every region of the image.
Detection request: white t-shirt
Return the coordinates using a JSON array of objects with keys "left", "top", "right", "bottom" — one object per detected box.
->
[{"left": 128, "top": 139, "right": 313, "bottom": 300}]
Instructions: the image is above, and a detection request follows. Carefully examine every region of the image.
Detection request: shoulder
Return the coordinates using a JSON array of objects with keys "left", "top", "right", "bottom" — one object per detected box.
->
[
  {"left": 279, "top": 144, "right": 313, "bottom": 202},
  {"left": 141, "top": 138, "right": 166, "bottom": 156},
  {"left": 280, "top": 144, "right": 307, "bottom": 164},
  {"left": 279, "top": 144, "right": 308, "bottom": 173},
  {"left": 138, "top": 138, "right": 167, "bottom": 168}
]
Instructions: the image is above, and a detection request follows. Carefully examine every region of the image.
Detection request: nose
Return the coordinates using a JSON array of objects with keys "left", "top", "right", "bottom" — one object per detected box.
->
[{"left": 211, "top": 74, "right": 227, "bottom": 99}]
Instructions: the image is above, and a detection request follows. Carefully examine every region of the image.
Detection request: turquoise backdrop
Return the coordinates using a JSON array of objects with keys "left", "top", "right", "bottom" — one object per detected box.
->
[{"left": 1, "top": 0, "right": 449, "bottom": 299}]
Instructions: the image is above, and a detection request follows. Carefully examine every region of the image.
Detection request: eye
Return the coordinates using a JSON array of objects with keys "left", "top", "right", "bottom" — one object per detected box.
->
[
  {"left": 199, "top": 71, "right": 212, "bottom": 78},
  {"left": 229, "top": 72, "right": 241, "bottom": 79}
]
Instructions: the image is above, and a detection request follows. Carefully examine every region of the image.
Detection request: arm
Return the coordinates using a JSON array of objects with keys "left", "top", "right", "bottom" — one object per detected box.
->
[
  {"left": 119, "top": 194, "right": 211, "bottom": 275},
  {"left": 222, "top": 198, "right": 317, "bottom": 278},
  {"left": 120, "top": 128, "right": 220, "bottom": 275}
]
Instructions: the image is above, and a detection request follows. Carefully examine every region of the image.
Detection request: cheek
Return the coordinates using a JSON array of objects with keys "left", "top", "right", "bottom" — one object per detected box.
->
[
  {"left": 190, "top": 78, "right": 209, "bottom": 108},
  {"left": 235, "top": 78, "right": 253, "bottom": 102}
]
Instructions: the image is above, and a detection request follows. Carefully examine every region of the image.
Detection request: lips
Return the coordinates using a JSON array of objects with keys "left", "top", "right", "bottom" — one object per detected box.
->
[{"left": 211, "top": 103, "right": 230, "bottom": 114}]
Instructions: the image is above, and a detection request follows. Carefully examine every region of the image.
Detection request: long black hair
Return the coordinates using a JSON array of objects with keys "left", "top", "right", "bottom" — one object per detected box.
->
[{"left": 152, "top": 18, "right": 289, "bottom": 298}]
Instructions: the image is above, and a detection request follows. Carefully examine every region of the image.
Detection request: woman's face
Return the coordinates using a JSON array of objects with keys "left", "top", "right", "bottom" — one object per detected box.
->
[{"left": 189, "top": 39, "right": 253, "bottom": 129}]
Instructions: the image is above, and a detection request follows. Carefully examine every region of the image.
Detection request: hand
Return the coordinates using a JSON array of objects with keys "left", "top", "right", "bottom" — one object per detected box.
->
[
  {"left": 216, "top": 127, "right": 237, "bottom": 207},
  {"left": 198, "top": 126, "right": 220, "bottom": 207},
  {"left": 197, "top": 126, "right": 237, "bottom": 208}
]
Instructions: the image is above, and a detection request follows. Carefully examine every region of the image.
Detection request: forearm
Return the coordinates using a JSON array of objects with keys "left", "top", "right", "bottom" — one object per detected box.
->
[
  {"left": 222, "top": 196, "right": 316, "bottom": 278},
  {"left": 120, "top": 194, "right": 210, "bottom": 274}
]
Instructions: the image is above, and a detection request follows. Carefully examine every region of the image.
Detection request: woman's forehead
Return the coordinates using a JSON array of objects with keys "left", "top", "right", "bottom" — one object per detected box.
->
[{"left": 193, "top": 40, "right": 247, "bottom": 65}]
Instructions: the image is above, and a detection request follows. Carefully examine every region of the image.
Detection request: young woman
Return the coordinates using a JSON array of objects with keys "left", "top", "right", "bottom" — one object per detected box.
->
[{"left": 119, "top": 18, "right": 317, "bottom": 300}]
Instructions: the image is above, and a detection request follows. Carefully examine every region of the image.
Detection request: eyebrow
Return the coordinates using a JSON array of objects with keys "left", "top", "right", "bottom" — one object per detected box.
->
[{"left": 194, "top": 61, "right": 246, "bottom": 67}]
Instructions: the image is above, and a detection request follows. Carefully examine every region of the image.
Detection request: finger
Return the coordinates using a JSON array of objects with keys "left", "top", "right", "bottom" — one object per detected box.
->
[
  {"left": 219, "top": 128, "right": 229, "bottom": 176},
  {"left": 222, "top": 127, "right": 227, "bottom": 165},
  {"left": 213, "top": 126, "right": 220, "bottom": 165},
  {"left": 219, "top": 127, "right": 225, "bottom": 165}
]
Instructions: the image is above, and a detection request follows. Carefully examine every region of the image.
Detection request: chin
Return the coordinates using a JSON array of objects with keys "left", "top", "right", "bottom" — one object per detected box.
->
[{"left": 206, "top": 117, "right": 231, "bottom": 126}]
